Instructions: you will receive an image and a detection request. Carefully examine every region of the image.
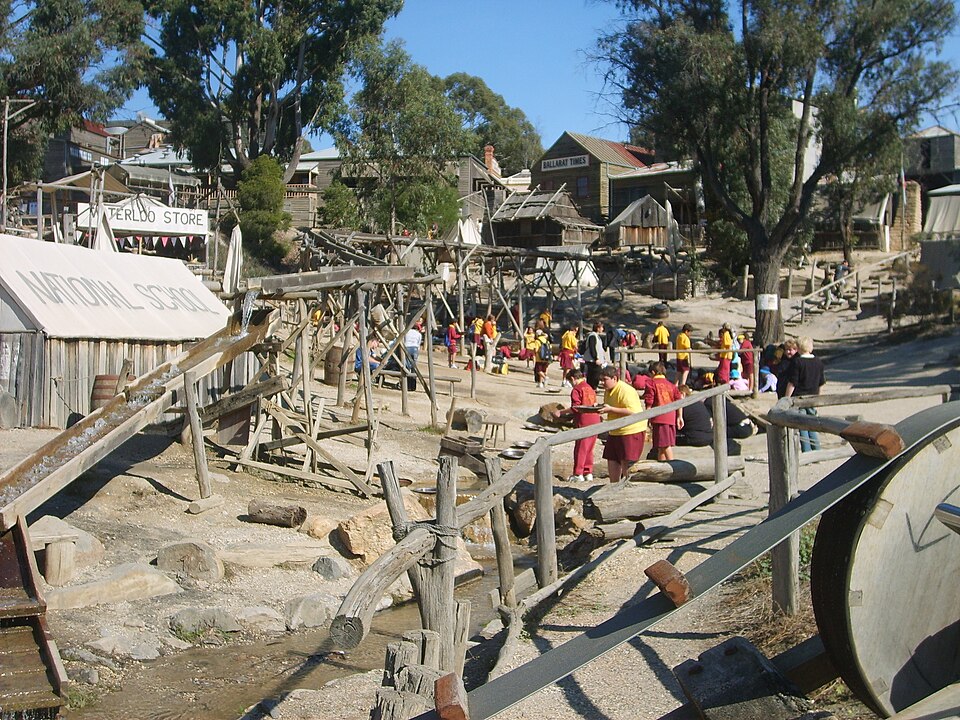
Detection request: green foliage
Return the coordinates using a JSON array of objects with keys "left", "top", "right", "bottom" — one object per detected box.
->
[
  {"left": 598, "top": 0, "right": 958, "bottom": 346},
  {"left": 236, "top": 156, "right": 291, "bottom": 263},
  {"left": 0, "top": 0, "right": 145, "bottom": 144},
  {"left": 332, "top": 40, "right": 473, "bottom": 235},
  {"left": 749, "top": 522, "right": 818, "bottom": 581},
  {"left": 443, "top": 72, "right": 543, "bottom": 176},
  {"left": 319, "top": 180, "right": 365, "bottom": 230},
  {"left": 144, "top": 0, "right": 402, "bottom": 177}
]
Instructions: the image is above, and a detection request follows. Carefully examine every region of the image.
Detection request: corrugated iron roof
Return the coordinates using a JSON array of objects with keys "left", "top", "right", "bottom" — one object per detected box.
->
[{"left": 565, "top": 132, "right": 647, "bottom": 169}]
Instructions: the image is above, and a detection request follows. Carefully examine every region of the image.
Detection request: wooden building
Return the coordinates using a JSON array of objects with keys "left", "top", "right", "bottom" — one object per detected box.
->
[
  {"left": 0, "top": 234, "right": 237, "bottom": 428},
  {"left": 43, "top": 121, "right": 121, "bottom": 182},
  {"left": 530, "top": 132, "right": 651, "bottom": 224},
  {"left": 489, "top": 189, "right": 602, "bottom": 248}
]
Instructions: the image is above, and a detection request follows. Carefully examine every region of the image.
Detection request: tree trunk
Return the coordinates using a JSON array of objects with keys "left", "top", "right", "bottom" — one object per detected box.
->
[{"left": 752, "top": 245, "right": 785, "bottom": 349}]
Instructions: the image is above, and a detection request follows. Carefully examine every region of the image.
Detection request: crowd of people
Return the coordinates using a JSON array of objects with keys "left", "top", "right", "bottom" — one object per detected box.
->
[{"left": 438, "top": 311, "right": 826, "bottom": 481}]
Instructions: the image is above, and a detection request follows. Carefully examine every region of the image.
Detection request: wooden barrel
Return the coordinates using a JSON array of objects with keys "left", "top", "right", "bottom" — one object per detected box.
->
[
  {"left": 90, "top": 374, "right": 134, "bottom": 410},
  {"left": 323, "top": 346, "right": 344, "bottom": 387},
  {"left": 651, "top": 303, "right": 670, "bottom": 319}
]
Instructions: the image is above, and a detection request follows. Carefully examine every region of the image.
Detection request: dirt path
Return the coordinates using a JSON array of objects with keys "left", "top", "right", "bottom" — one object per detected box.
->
[{"left": 2, "top": 287, "right": 957, "bottom": 720}]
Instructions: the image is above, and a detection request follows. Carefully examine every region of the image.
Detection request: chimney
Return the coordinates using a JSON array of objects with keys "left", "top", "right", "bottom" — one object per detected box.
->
[{"left": 484, "top": 145, "right": 501, "bottom": 177}]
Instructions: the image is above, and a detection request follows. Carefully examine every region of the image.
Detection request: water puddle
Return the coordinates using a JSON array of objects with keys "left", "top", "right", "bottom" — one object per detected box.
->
[{"left": 63, "top": 559, "right": 507, "bottom": 720}]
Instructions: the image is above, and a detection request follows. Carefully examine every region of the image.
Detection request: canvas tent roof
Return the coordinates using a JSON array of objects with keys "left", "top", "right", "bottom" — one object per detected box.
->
[
  {"left": 0, "top": 234, "right": 228, "bottom": 340},
  {"left": 25, "top": 170, "right": 130, "bottom": 196},
  {"left": 534, "top": 244, "right": 598, "bottom": 289},
  {"left": 922, "top": 185, "right": 960, "bottom": 238}
]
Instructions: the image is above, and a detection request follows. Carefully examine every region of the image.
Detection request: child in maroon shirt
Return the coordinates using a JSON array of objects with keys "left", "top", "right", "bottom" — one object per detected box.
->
[
  {"left": 552, "top": 369, "right": 602, "bottom": 482},
  {"left": 644, "top": 362, "right": 684, "bottom": 461}
]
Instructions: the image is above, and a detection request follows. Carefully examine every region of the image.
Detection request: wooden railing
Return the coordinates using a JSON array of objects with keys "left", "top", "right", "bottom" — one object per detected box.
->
[
  {"left": 763, "top": 383, "right": 952, "bottom": 614},
  {"left": 785, "top": 249, "right": 916, "bottom": 325},
  {"left": 330, "top": 383, "right": 732, "bottom": 655}
]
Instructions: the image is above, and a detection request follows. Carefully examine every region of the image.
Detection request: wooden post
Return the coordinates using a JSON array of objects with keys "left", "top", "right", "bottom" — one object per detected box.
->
[
  {"left": 297, "top": 300, "right": 313, "bottom": 433},
  {"left": 711, "top": 392, "right": 728, "bottom": 500},
  {"left": 855, "top": 273, "right": 862, "bottom": 312},
  {"left": 427, "top": 293, "right": 438, "bottom": 428},
  {"left": 767, "top": 424, "right": 800, "bottom": 615},
  {"left": 484, "top": 457, "right": 517, "bottom": 609},
  {"left": 751, "top": 349, "right": 759, "bottom": 399},
  {"left": 379, "top": 461, "right": 423, "bottom": 600},
  {"left": 888, "top": 277, "right": 897, "bottom": 333},
  {"left": 786, "top": 268, "right": 794, "bottom": 300},
  {"left": 398, "top": 288, "right": 409, "bottom": 417},
  {"left": 469, "top": 342, "right": 477, "bottom": 399},
  {"left": 422, "top": 456, "right": 458, "bottom": 672},
  {"left": 456, "top": 248, "right": 466, "bottom": 358},
  {"left": 337, "top": 291, "right": 352, "bottom": 407},
  {"left": 357, "top": 288, "right": 375, "bottom": 451},
  {"left": 452, "top": 599, "right": 471, "bottom": 678},
  {"left": 183, "top": 370, "right": 212, "bottom": 500},
  {"left": 741, "top": 265, "right": 750, "bottom": 299},
  {"left": 534, "top": 446, "right": 558, "bottom": 587}
]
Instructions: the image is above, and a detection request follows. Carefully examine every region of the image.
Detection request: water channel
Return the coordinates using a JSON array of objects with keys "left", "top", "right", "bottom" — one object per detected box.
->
[{"left": 63, "top": 556, "right": 517, "bottom": 720}]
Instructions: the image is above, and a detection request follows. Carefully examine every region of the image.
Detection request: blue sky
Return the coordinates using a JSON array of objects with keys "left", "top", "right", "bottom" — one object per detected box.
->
[{"left": 119, "top": 0, "right": 960, "bottom": 149}]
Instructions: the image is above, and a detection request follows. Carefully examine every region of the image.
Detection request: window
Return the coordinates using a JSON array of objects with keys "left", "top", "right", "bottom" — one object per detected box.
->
[
  {"left": 920, "top": 139, "right": 932, "bottom": 170},
  {"left": 577, "top": 176, "right": 589, "bottom": 197}
]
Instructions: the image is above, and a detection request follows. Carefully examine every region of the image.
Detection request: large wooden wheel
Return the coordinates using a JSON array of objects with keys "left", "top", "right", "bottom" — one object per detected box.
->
[{"left": 811, "top": 416, "right": 960, "bottom": 716}]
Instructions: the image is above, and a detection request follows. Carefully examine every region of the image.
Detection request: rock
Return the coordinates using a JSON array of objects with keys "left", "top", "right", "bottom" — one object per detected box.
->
[
  {"left": 69, "top": 667, "right": 100, "bottom": 685},
  {"left": 169, "top": 608, "right": 242, "bottom": 638},
  {"left": 29, "top": 515, "right": 105, "bottom": 569},
  {"left": 312, "top": 555, "right": 353, "bottom": 581},
  {"left": 0, "top": 390, "right": 18, "bottom": 428},
  {"left": 46, "top": 563, "right": 181, "bottom": 610},
  {"left": 505, "top": 481, "right": 537, "bottom": 538},
  {"left": 161, "top": 635, "right": 193, "bottom": 651},
  {"left": 156, "top": 540, "right": 224, "bottom": 583},
  {"left": 300, "top": 515, "right": 337, "bottom": 541},
  {"left": 448, "top": 407, "right": 486, "bottom": 432},
  {"left": 284, "top": 593, "right": 339, "bottom": 630},
  {"left": 61, "top": 647, "right": 119, "bottom": 671},
  {"left": 219, "top": 541, "right": 328, "bottom": 568},
  {"left": 337, "top": 489, "right": 430, "bottom": 562},
  {"left": 461, "top": 515, "right": 493, "bottom": 545},
  {"left": 89, "top": 631, "right": 160, "bottom": 661},
  {"left": 236, "top": 606, "right": 286, "bottom": 634}
]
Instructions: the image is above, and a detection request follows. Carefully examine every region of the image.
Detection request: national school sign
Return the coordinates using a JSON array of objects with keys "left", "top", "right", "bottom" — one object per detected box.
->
[{"left": 0, "top": 234, "right": 228, "bottom": 340}]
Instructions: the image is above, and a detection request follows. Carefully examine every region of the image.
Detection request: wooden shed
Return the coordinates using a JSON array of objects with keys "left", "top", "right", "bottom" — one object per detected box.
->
[
  {"left": 0, "top": 234, "right": 238, "bottom": 428},
  {"left": 603, "top": 195, "right": 677, "bottom": 248}
]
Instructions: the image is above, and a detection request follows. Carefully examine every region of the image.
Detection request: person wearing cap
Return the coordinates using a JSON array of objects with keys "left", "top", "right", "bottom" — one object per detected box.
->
[{"left": 676, "top": 324, "right": 693, "bottom": 387}]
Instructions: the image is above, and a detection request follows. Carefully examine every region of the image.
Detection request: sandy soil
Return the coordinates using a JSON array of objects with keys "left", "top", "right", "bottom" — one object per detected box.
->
[{"left": 2, "top": 275, "right": 958, "bottom": 720}]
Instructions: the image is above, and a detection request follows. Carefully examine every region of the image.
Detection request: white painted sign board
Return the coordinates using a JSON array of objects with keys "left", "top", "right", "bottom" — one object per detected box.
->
[{"left": 0, "top": 234, "right": 228, "bottom": 340}]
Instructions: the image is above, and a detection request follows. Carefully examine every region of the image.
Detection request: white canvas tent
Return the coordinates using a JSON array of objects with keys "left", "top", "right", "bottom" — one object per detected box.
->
[
  {"left": 458, "top": 217, "right": 482, "bottom": 245},
  {"left": 0, "top": 234, "right": 232, "bottom": 427},
  {"left": 534, "top": 245, "right": 598, "bottom": 289},
  {"left": 76, "top": 195, "right": 210, "bottom": 248},
  {"left": 923, "top": 184, "right": 960, "bottom": 239}
]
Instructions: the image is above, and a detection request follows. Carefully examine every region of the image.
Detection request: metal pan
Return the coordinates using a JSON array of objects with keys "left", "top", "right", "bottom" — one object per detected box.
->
[
  {"left": 499, "top": 448, "right": 525, "bottom": 460},
  {"left": 512, "top": 440, "right": 534, "bottom": 449}
]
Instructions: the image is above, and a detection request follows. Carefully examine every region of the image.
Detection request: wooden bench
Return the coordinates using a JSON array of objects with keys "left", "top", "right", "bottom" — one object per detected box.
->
[
  {"left": 29, "top": 529, "right": 79, "bottom": 587},
  {"left": 482, "top": 415, "right": 509, "bottom": 448}
]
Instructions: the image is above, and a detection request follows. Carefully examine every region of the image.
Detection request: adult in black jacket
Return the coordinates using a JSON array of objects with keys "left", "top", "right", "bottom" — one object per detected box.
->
[
  {"left": 784, "top": 336, "right": 826, "bottom": 451},
  {"left": 675, "top": 385, "right": 713, "bottom": 446}
]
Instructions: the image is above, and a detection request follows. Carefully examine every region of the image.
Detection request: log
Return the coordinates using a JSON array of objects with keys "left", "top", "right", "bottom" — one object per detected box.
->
[
  {"left": 585, "top": 482, "right": 710, "bottom": 522},
  {"left": 372, "top": 688, "right": 430, "bottom": 720},
  {"left": 644, "top": 559, "right": 692, "bottom": 606},
  {"left": 484, "top": 457, "right": 517, "bottom": 609},
  {"left": 422, "top": 457, "right": 459, "bottom": 673},
  {"left": 246, "top": 499, "right": 307, "bottom": 528},
  {"left": 402, "top": 629, "right": 441, "bottom": 670},
  {"left": 383, "top": 640, "right": 420, "bottom": 688},
  {"left": 629, "top": 456, "right": 744, "bottom": 483},
  {"left": 766, "top": 402, "right": 904, "bottom": 459},
  {"left": 452, "top": 599, "right": 471, "bottom": 678}
]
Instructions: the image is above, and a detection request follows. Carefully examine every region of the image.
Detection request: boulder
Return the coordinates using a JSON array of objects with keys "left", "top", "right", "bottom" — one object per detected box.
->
[
  {"left": 448, "top": 407, "right": 486, "bottom": 433},
  {"left": 169, "top": 608, "right": 242, "bottom": 638},
  {"left": 156, "top": 540, "right": 224, "bottom": 583},
  {"left": 337, "top": 489, "right": 430, "bottom": 562},
  {"left": 300, "top": 515, "right": 338, "bottom": 541},
  {"left": 337, "top": 490, "right": 482, "bottom": 582},
  {"left": 284, "top": 593, "right": 340, "bottom": 630},
  {"left": 88, "top": 631, "right": 161, "bottom": 661},
  {"left": 312, "top": 555, "right": 354, "bottom": 581},
  {"left": 505, "top": 481, "right": 537, "bottom": 538},
  {"left": 235, "top": 606, "right": 286, "bottom": 634},
  {"left": 30, "top": 515, "right": 105, "bottom": 569},
  {"left": 219, "top": 541, "right": 328, "bottom": 568},
  {"left": 46, "top": 563, "right": 181, "bottom": 610}
]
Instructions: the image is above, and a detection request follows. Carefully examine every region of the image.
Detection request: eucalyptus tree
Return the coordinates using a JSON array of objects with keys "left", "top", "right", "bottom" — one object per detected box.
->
[
  {"left": 143, "top": 0, "right": 402, "bottom": 180},
  {"left": 331, "top": 40, "right": 472, "bottom": 235},
  {"left": 443, "top": 72, "right": 543, "bottom": 176},
  {"left": 598, "top": 0, "right": 957, "bottom": 345},
  {"left": 0, "top": 0, "right": 145, "bottom": 180}
]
